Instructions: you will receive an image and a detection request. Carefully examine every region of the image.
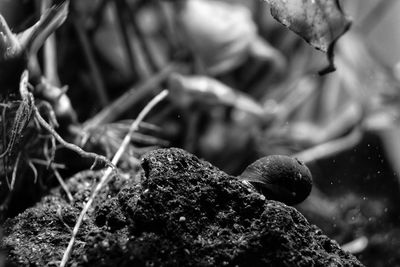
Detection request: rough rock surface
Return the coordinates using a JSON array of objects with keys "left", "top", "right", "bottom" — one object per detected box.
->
[{"left": 1, "top": 148, "right": 364, "bottom": 266}]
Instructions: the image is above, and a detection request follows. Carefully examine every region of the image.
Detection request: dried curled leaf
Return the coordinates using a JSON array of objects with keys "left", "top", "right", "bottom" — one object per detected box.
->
[{"left": 264, "top": 0, "right": 351, "bottom": 74}]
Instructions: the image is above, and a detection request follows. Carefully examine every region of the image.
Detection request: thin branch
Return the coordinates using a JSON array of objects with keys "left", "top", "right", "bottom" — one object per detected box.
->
[
  {"left": 1, "top": 105, "right": 10, "bottom": 188},
  {"left": 52, "top": 167, "right": 74, "bottom": 202},
  {"left": 153, "top": 0, "right": 180, "bottom": 53},
  {"left": 34, "top": 106, "right": 113, "bottom": 168},
  {"left": 82, "top": 63, "right": 178, "bottom": 129},
  {"left": 292, "top": 129, "right": 362, "bottom": 164},
  {"left": 29, "top": 159, "right": 66, "bottom": 169},
  {"left": 123, "top": 0, "right": 158, "bottom": 72},
  {"left": 72, "top": 14, "right": 109, "bottom": 106},
  {"left": 114, "top": 0, "right": 152, "bottom": 79},
  {"left": 60, "top": 89, "right": 169, "bottom": 267},
  {"left": 42, "top": 0, "right": 61, "bottom": 86},
  {"left": 112, "top": 0, "right": 139, "bottom": 78},
  {"left": 27, "top": 160, "right": 39, "bottom": 184},
  {"left": 10, "top": 152, "right": 21, "bottom": 190}
]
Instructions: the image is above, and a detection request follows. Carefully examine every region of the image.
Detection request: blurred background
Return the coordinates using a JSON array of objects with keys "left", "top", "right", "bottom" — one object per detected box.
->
[{"left": 1, "top": 0, "right": 400, "bottom": 266}]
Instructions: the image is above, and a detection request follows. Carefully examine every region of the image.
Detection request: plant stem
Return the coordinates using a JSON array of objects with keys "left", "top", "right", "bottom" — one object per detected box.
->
[
  {"left": 292, "top": 129, "right": 362, "bottom": 163},
  {"left": 72, "top": 14, "right": 109, "bottom": 106},
  {"left": 82, "top": 62, "right": 178, "bottom": 129},
  {"left": 59, "top": 89, "right": 169, "bottom": 267},
  {"left": 41, "top": 0, "right": 61, "bottom": 86},
  {"left": 34, "top": 105, "right": 112, "bottom": 168}
]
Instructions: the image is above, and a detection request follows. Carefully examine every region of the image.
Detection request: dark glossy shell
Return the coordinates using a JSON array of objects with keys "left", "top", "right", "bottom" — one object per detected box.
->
[{"left": 238, "top": 155, "right": 312, "bottom": 205}]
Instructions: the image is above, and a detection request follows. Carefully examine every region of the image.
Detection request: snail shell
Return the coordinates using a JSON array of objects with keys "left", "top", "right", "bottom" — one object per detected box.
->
[{"left": 238, "top": 155, "right": 312, "bottom": 205}]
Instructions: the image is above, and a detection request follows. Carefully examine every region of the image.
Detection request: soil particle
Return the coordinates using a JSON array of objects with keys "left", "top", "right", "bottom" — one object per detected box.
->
[{"left": 1, "top": 148, "right": 363, "bottom": 266}]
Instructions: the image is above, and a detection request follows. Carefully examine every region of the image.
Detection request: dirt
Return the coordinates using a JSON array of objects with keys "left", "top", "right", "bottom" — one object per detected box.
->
[{"left": 1, "top": 148, "right": 363, "bottom": 266}]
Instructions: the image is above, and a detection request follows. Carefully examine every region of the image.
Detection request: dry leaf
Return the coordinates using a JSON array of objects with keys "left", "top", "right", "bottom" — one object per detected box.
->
[{"left": 264, "top": 0, "right": 351, "bottom": 74}]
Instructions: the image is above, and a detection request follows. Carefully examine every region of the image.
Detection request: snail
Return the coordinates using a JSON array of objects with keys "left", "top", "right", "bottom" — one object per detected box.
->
[{"left": 238, "top": 155, "right": 312, "bottom": 205}]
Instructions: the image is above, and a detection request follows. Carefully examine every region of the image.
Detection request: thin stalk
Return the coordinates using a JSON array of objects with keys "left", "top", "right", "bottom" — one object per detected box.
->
[
  {"left": 34, "top": 105, "right": 112, "bottom": 168},
  {"left": 82, "top": 62, "right": 178, "bottom": 129},
  {"left": 59, "top": 89, "right": 169, "bottom": 267},
  {"left": 123, "top": 0, "right": 158, "bottom": 72},
  {"left": 72, "top": 14, "right": 109, "bottom": 106},
  {"left": 292, "top": 129, "right": 362, "bottom": 164},
  {"left": 52, "top": 166, "right": 74, "bottom": 202},
  {"left": 42, "top": 0, "right": 61, "bottom": 86},
  {"left": 113, "top": 0, "right": 143, "bottom": 78}
]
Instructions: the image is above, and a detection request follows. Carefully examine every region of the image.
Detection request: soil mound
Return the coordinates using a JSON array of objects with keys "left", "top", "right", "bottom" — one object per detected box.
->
[{"left": 2, "top": 148, "right": 363, "bottom": 266}]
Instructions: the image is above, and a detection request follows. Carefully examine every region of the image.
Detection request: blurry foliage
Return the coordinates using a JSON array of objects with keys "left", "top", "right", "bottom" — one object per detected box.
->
[
  {"left": 0, "top": 0, "right": 399, "bottom": 195},
  {"left": 1, "top": 1, "right": 400, "bottom": 263},
  {"left": 265, "top": 0, "right": 351, "bottom": 74}
]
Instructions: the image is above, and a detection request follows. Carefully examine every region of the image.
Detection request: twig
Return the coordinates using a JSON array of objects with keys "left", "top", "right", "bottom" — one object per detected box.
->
[
  {"left": 10, "top": 152, "right": 21, "bottom": 190},
  {"left": 72, "top": 13, "right": 109, "bottom": 106},
  {"left": 112, "top": 0, "right": 140, "bottom": 78},
  {"left": 52, "top": 166, "right": 74, "bottom": 202},
  {"left": 59, "top": 89, "right": 169, "bottom": 267},
  {"left": 34, "top": 106, "right": 112, "bottom": 168},
  {"left": 1, "top": 104, "right": 10, "bottom": 188},
  {"left": 154, "top": 0, "right": 179, "bottom": 53},
  {"left": 27, "top": 159, "right": 39, "bottom": 184},
  {"left": 292, "top": 129, "right": 362, "bottom": 164},
  {"left": 41, "top": 0, "right": 61, "bottom": 86},
  {"left": 82, "top": 62, "right": 178, "bottom": 129},
  {"left": 123, "top": 0, "right": 158, "bottom": 72},
  {"left": 29, "top": 158, "right": 66, "bottom": 169},
  {"left": 115, "top": 0, "right": 152, "bottom": 79}
]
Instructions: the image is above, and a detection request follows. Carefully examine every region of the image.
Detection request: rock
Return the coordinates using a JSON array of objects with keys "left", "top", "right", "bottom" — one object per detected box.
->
[{"left": 1, "top": 148, "right": 364, "bottom": 266}]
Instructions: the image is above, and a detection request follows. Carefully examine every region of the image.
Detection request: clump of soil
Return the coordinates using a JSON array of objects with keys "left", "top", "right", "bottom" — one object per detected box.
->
[{"left": 1, "top": 148, "right": 363, "bottom": 266}]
